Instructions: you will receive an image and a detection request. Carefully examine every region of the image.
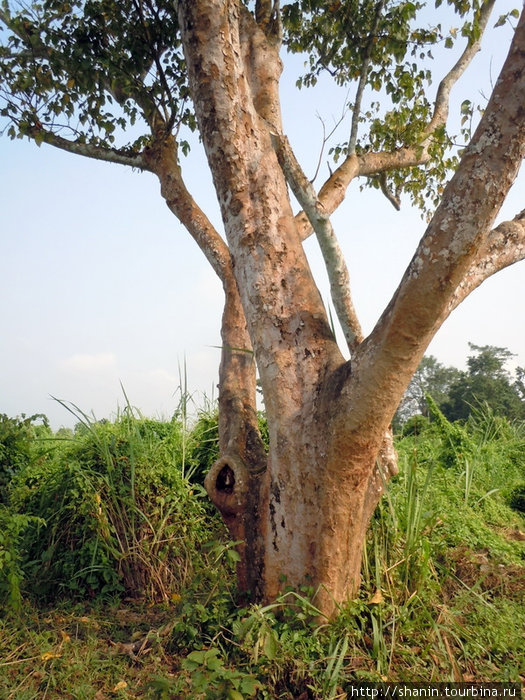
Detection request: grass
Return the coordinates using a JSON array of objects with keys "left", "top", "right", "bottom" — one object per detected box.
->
[{"left": 0, "top": 401, "right": 523, "bottom": 697}]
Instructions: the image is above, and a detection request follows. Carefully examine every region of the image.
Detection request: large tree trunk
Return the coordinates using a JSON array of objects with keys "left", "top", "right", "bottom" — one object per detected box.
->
[
  {"left": 174, "top": 0, "right": 393, "bottom": 614},
  {"left": 175, "top": 0, "right": 525, "bottom": 617}
]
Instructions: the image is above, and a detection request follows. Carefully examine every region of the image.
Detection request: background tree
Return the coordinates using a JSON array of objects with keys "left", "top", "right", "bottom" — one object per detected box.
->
[
  {"left": 1, "top": 0, "right": 524, "bottom": 616},
  {"left": 394, "top": 355, "right": 462, "bottom": 428},
  {"left": 442, "top": 343, "right": 525, "bottom": 422}
]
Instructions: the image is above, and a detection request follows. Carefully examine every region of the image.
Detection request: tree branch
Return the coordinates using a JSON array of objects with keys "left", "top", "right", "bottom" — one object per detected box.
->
[
  {"left": 26, "top": 125, "right": 148, "bottom": 170},
  {"left": 348, "top": 0, "right": 385, "bottom": 155},
  {"left": 449, "top": 209, "right": 525, "bottom": 312},
  {"left": 273, "top": 133, "right": 363, "bottom": 352},
  {"left": 425, "top": 0, "right": 496, "bottom": 136},
  {"left": 354, "top": 11, "right": 525, "bottom": 433},
  {"left": 255, "top": 0, "right": 272, "bottom": 27},
  {"left": 143, "top": 134, "right": 232, "bottom": 283},
  {"left": 295, "top": 154, "right": 360, "bottom": 241},
  {"left": 295, "top": 0, "right": 496, "bottom": 239},
  {"left": 254, "top": 0, "right": 281, "bottom": 43},
  {"left": 294, "top": 144, "right": 429, "bottom": 240}
]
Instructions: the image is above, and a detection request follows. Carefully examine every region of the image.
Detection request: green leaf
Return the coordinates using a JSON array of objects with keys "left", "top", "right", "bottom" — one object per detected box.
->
[{"left": 227, "top": 691, "right": 244, "bottom": 700}]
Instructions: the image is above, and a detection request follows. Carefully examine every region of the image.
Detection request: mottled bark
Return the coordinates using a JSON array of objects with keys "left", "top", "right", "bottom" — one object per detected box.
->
[
  {"left": 174, "top": 0, "right": 524, "bottom": 617},
  {"left": 175, "top": 0, "right": 395, "bottom": 615},
  {"left": 144, "top": 132, "right": 267, "bottom": 597}
]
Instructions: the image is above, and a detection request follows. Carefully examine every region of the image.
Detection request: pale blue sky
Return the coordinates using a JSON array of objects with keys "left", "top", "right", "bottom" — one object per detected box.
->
[{"left": 1, "top": 4, "right": 523, "bottom": 428}]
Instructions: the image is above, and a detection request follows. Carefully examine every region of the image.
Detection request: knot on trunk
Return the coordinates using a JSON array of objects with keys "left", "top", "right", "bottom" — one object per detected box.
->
[{"left": 204, "top": 454, "right": 249, "bottom": 516}]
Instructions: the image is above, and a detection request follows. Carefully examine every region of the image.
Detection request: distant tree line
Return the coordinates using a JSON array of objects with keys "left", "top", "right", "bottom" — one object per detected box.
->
[{"left": 395, "top": 343, "right": 525, "bottom": 430}]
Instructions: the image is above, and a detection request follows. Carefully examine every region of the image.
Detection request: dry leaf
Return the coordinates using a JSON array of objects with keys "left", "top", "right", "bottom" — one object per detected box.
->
[
  {"left": 112, "top": 681, "right": 128, "bottom": 692},
  {"left": 41, "top": 651, "right": 62, "bottom": 661},
  {"left": 369, "top": 589, "right": 384, "bottom": 605}
]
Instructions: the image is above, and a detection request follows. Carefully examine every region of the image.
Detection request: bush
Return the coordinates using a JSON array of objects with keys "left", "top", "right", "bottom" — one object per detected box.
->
[
  {"left": 0, "top": 413, "right": 49, "bottom": 504},
  {"left": 0, "top": 506, "right": 43, "bottom": 612},
  {"left": 401, "top": 414, "right": 430, "bottom": 437},
  {"left": 10, "top": 408, "right": 224, "bottom": 602},
  {"left": 508, "top": 483, "right": 525, "bottom": 514}
]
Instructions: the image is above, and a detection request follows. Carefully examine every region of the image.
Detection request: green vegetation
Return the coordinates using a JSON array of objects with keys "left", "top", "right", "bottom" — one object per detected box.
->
[
  {"left": 395, "top": 344, "right": 525, "bottom": 429},
  {"left": 0, "top": 386, "right": 523, "bottom": 697}
]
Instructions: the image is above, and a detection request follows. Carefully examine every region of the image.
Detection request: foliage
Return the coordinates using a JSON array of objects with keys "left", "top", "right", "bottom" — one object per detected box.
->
[
  {"left": 0, "top": 412, "right": 49, "bottom": 504},
  {"left": 0, "top": 0, "right": 194, "bottom": 151},
  {"left": 185, "top": 408, "right": 220, "bottom": 486},
  {"left": 441, "top": 344, "right": 525, "bottom": 423},
  {"left": 9, "top": 404, "right": 224, "bottom": 602},
  {"left": 0, "top": 401, "right": 523, "bottom": 694},
  {"left": 396, "top": 345, "right": 525, "bottom": 429},
  {"left": 508, "top": 483, "right": 525, "bottom": 514},
  {"left": 0, "top": 505, "right": 44, "bottom": 612},
  {"left": 0, "top": 0, "right": 506, "bottom": 217},
  {"left": 394, "top": 355, "right": 462, "bottom": 429},
  {"left": 281, "top": 0, "right": 492, "bottom": 213}
]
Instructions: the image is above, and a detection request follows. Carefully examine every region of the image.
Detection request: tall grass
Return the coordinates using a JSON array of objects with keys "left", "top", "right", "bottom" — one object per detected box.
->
[
  {"left": 0, "top": 396, "right": 523, "bottom": 696},
  {"left": 7, "top": 397, "right": 225, "bottom": 603}
]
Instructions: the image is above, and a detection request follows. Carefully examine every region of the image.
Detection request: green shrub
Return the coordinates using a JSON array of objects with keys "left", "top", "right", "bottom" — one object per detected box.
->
[
  {"left": 187, "top": 409, "right": 220, "bottom": 485},
  {"left": 0, "top": 413, "right": 49, "bottom": 504},
  {"left": 10, "top": 408, "right": 224, "bottom": 602},
  {"left": 508, "top": 483, "right": 525, "bottom": 514},
  {"left": 401, "top": 414, "right": 430, "bottom": 437},
  {"left": 0, "top": 505, "right": 43, "bottom": 612}
]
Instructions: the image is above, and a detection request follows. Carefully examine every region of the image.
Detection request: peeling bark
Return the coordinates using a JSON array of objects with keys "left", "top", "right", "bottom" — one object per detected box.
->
[
  {"left": 173, "top": 0, "right": 524, "bottom": 618},
  {"left": 144, "top": 132, "right": 267, "bottom": 597}
]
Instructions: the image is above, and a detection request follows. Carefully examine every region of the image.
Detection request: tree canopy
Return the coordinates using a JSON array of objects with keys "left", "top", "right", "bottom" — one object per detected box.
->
[
  {"left": 1, "top": 0, "right": 520, "bottom": 214},
  {"left": 442, "top": 344, "right": 525, "bottom": 422}
]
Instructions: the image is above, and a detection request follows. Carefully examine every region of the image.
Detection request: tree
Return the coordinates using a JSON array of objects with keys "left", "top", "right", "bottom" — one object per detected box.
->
[
  {"left": 442, "top": 343, "right": 525, "bottom": 422},
  {"left": 1, "top": 0, "right": 524, "bottom": 616},
  {"left": 394, "top": 354, "right": 462, "bottom": 428}
]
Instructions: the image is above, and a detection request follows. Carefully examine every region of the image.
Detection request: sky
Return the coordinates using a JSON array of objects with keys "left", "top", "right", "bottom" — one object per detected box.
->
[{"left": 1, "top": 3, "right": 524, "bottom": 429}]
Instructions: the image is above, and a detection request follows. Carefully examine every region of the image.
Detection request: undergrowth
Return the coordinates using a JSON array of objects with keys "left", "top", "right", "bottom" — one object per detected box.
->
[{"left": 0, "top": 400, "right": 523, "bottom": 698}]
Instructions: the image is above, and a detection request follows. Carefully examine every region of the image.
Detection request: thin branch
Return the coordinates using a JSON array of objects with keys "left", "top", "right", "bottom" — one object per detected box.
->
[
  {"left": 135, "top": 0, "right": 176, "bottom": 126},
  {"left": 26, "top": 125, "right": 148, "bottom": 170},
  {"left": 295, "top": 0, "right": 497, "bottom": 239},
  {"left": 273, "top": 133, "right": 363, "bottom": 353},
  {"left": 294, "top": 143, "right": 431, "bottom": 240},
  {"left": 378, "top": 173, "right": 401, "bottom": 211},
  {"left": 348, "top": 0, "right": 385, "bottom": 155},
  {"left": 311, "top": 104, "right": 349, "bottom": 184},
  {"left": 424, "top": 0, "right": 496, "bottom": 136}
]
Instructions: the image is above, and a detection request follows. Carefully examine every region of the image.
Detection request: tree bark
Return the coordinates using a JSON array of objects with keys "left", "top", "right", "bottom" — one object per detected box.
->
[{"left": 175, "top": 0, "right": 525, "bottom": 617}]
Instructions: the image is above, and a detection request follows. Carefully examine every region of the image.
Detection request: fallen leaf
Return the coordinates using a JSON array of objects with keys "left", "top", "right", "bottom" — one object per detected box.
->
[
  {"left": 60, "top": 630, "right": 71, "bottom": 643},
  {"left": 112, "top": 681, "right": 128, "bottom": 692},
  {"left": 41, "top": 651, "right": 62, "bottom": 661},
  {"left": 369, "top": 589, "right": 384, "bottom": 605}
]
